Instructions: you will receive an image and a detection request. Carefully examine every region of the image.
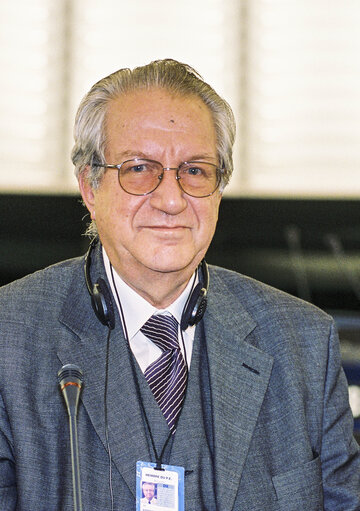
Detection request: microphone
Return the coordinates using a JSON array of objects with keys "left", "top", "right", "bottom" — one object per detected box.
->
[{"left": 58, "top": 364, "right": 84, "bottom": 511}]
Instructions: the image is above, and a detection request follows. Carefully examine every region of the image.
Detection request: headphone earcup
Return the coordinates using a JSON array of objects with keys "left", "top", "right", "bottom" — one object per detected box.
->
[
  {"left": 91, "top": 278, "right": 115, "bottom": 330},
  {"left": 180, "top": 283, "right": 207, "bottom": 330}
]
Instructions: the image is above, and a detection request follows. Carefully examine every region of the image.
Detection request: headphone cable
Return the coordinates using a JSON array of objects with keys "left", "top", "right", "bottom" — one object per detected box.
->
[{"left": 104, "top": 325, "right": 114, "bottom": 511}]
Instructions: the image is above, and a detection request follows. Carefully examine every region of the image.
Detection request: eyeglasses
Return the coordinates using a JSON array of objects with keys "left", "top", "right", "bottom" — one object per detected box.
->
[{"left": 93, "top": 158, "right": 223, "bottom": 198}]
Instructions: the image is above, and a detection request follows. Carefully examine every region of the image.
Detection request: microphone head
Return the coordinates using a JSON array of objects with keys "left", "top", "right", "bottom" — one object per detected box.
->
[
  {"left": 58, "top": 364, "right": 83, "bottom": 388},
  {"left": 58, "top": 364, "right": 84, "bottom": 417}
]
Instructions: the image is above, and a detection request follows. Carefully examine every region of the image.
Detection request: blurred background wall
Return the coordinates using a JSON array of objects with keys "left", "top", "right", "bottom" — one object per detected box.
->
[
  {"left": 0, "top": 0, "right": 359, "bottom": 439},
  {"left": 1, "top": 0, "right": 359, "bottom": 196}
]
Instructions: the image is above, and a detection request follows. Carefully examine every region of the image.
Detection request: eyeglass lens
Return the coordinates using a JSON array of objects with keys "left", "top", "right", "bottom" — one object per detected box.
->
[{"left": 119, "top": 159, "right": 219, "bottom": 197}]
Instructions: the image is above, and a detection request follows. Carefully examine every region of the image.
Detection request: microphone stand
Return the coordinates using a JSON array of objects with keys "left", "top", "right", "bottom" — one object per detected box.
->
[{"left": 58, "top": 364, "right": 84, "bottom": 511}]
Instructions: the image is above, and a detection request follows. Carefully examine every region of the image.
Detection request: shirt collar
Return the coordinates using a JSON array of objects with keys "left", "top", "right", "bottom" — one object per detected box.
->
[{"left": 103, "top": 247, "right": 197, "bottom": 339}]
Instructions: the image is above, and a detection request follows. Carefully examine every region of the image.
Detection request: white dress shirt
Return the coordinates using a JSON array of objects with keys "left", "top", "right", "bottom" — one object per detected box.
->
[{"left": 103, "top": 249, "right": 197, "bottom": 373}]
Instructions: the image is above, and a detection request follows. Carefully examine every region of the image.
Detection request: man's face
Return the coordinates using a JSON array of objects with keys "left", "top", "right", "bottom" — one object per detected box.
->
[
  {"left": 80, "top": 88, "right": 221, "bottom": 294},
  {"left": 143, "top": 483, "right": 155, "bottom": 500}
]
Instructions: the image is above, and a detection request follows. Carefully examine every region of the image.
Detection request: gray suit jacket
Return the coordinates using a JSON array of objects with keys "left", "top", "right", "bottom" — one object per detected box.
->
[{"left": 0, "top": 246, "right": 359, "bottom": 510}]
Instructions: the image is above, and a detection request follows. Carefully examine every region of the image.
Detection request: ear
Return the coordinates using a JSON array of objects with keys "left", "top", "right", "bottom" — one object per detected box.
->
[
  {"left": 216, "top": 189, "right": 223, "bottom": 206},
  {"left": 78, "top": 166, "right": 96, "bottom": 220}
]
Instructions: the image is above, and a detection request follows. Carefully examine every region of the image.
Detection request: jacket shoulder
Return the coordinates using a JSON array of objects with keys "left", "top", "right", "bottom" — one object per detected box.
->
[
  {"left": 209, "top": 264, "right": 333, "bottom": 326},
  {"left": 0, "top": 256, "right": 84, "bottom": 318}
]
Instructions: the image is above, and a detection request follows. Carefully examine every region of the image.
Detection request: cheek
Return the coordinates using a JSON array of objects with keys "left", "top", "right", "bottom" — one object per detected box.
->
[
  {"left": 94, "top": 186, "right": 124, "bottom": 218},
  {"left": 94, "top": 189, "right": 148, "bottom": 238},
  {"left": 199, "top": 200, "right": 220, "bottom": 235}
]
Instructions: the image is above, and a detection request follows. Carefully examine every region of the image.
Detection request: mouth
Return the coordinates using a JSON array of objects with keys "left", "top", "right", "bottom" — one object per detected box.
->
[
  {"left": 148, "top": 225, "right": 186, "bottom": 229},
  {"left": 141, "top": 225, "right": 190, "bottom": 237},
  {"left": 143, "top": 224, "right": 189, "bottom": 230}
]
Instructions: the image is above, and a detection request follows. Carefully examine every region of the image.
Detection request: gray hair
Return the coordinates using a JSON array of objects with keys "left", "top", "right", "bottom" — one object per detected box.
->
[{"left": 71, "top": 59, "right": 236, "bottom": 235}]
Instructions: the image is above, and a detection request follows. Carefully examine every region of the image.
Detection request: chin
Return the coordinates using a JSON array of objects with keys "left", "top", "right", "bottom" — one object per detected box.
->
[
  {"left": 147, "top": 251, "right": 201, "bottom": 275},
  {"left": 147, "top": 261, "right": 189, "bottom": 274}
]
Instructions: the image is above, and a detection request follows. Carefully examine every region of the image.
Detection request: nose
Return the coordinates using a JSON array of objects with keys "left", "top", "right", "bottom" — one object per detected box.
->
[{"left": 149, "top": 168, "right": 187, "bottom": 214}]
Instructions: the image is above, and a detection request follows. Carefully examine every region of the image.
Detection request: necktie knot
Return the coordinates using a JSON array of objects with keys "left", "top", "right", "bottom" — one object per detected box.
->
[{"left": 141, "top": 314, "right": 179, "bottom": 352}]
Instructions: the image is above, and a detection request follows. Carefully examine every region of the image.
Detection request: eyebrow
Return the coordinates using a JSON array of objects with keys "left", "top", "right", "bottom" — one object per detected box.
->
[
  {"left": 113, "top": 150, "right": 217, "bottom": 162},
  {"left": 186, "top": 154, "right": 217, "bottom": 162},
  {"left": 114, "top": 150, "right": 148, "bottom": 161}
]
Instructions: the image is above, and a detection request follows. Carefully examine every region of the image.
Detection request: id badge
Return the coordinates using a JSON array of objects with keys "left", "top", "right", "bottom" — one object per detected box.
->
[{"left": 136, "top": 460, "right": 185, "bottom": 511}]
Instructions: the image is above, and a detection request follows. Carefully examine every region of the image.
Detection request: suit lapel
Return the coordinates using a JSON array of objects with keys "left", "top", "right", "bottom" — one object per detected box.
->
[
  {"left": 205, "top": 270, "right": 274, "bottom": 511},
  {"left": 56, "top": 248, "right": 150, "bottom": 497}
]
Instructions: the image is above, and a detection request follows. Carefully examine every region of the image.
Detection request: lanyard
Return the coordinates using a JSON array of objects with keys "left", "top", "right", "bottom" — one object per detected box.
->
[{"left": 109, "top": 264, "right": 192, "bottom": 469}]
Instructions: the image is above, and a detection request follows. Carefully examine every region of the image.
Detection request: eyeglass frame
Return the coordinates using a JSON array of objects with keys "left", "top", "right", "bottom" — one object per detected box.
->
[{"left": 92, "top": 158, "right": 224, "bottom": 198}]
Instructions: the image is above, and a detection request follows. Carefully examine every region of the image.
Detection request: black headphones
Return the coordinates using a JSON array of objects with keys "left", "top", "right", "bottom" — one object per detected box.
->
[
  {"left": 84, "top": 239, "right": 115, "bottom": 330},
  {"left": 84, "top": 238, "right": 209, "bottom": 331},
  {"left": 180, "top": 259, "right": 209, "bottom": 331}
]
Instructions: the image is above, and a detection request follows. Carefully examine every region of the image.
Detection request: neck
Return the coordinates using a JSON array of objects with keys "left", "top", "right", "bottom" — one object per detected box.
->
[
  {"left": 102, "top": 244, "right": 202, "bottom": 308},
  {"left": 117, "top": 267, "right": 194, "bottom": 308}
]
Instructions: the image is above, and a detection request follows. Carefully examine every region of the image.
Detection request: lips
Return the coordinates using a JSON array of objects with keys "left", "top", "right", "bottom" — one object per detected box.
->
[
  {"left": 146, "top": 225, "right": 187, "bottom": 229},
  {"left": 141, "top": 224, "right": 190, "bottom": 230},
  {"left": 140, "top": 225, "right": 191, "bottom": 238}
]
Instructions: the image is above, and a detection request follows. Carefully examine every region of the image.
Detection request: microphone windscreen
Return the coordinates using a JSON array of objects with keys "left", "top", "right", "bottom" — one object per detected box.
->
[{"left": 58, "top": 364, "right": 83, "bottom": 387}]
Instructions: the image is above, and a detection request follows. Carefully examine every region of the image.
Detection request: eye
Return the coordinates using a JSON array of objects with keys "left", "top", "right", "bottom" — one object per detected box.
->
[
  {"left": 187, "top": 166, "right": 202, "bottom": 175},
  {"left": 182, "top": 164, "right": 204, "bottom": 176},
  {"left": 129, "top": 163, "right": 148, "bottom": 173},
  {"left": 122, "top": 160, "right": 156, "bottom": 175}
]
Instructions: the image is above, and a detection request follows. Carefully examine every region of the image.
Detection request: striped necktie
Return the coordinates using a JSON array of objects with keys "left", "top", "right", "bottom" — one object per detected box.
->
[{"left": 141, "top": 314, "right": 188, "bottom": 433}]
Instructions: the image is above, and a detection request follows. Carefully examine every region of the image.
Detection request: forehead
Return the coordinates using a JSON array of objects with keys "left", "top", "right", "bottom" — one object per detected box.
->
[
  {"left": 104, "top": 88, "right": 216, "bottom": 151},
  {"left": 107, "top": 87, "right": 212, "bottom": 119}
]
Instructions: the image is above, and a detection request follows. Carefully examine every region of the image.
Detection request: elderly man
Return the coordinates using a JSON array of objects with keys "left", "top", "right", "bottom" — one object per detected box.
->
[
  {"left": 141, "top": 482, "right": 157, "bottom": 506},
  {"left": 0, "top": 59, "right": 359, "bottom": 510}
]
